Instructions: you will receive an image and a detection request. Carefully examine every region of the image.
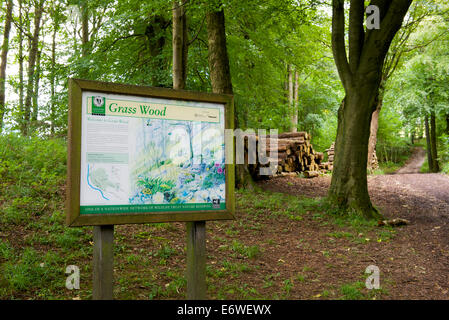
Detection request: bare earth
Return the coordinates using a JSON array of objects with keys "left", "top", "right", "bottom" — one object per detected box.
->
[{"left": 259, "top": 147, "right": 449, "bottom": 299}]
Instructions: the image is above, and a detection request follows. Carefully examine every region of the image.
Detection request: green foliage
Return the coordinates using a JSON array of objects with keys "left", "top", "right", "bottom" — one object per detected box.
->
[
  {"left": 237, "top": 188, "right": 322, "bottom": 221},
  {"left": 339, "top": 282, "right": 365, "bottom": 300},
  {"left": 137, "top": 177, "right": 175, "bottom": 194},
  {"left": 0, "top": 135, "right": 66, "bottom": 224},
  {"left": 438, "top": 134, "right": 449, "bottom": 173},
  {"left": 230, "top": 240, "right": 261, "bottom": 259},
  {"left": 154, "top": 245, "right": 177, "bottom": 259},
  {"left": 0, "top": 240, "right": 14, "bottom": 261},
  {"left": 2, "top": 248, "right": 62, "bottom": 292}
]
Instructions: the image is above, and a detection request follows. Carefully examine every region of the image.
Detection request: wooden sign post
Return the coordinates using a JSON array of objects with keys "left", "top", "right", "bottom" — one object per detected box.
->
[
  {"left": 186, "top": 221, "right": 206, "bottom": 299},
  {"left": 66, "top": 79, "right": 235, "bottom": 299},
  {"left": 92, "top": 225, "right": 114, "bottom": 300}
]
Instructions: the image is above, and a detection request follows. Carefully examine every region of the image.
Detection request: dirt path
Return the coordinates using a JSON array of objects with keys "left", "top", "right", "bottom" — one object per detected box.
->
[
  {"left": 395, "top": 147, "right": 426, "bottom": 174},
  {"left": 258, "top": 150, "right": 449, "bottom": 299}
]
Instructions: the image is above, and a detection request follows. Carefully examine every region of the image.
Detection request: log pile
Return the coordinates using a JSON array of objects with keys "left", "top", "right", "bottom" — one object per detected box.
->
[
  {"left": 324, "top": 142, "right": 335, "bottom": 171},
  {"left": 368, "top": 151, "right": 379, "bottom": 170},
  {"left": 323, "top": 142, "right": 379, "bottom": 171},
  {"left": 247, "top": 132, "right": 332, "bottom": 179}
]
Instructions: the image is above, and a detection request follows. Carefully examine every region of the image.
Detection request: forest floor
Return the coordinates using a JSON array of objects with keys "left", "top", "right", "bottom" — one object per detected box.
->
[
  {"left": 260, "top": 147, "right": 449, "bottom": 299},
  {"left": 2, "top": 146, "right": 449, "bottom": 300}
]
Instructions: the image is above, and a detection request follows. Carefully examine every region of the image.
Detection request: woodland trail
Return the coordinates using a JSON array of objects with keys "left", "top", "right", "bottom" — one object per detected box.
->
[
  {"left": 395, "top": 147, "right": 426, "bottom": 174},
  {"left": 259, "top": 149, "right": 449, "bottom": 299}
]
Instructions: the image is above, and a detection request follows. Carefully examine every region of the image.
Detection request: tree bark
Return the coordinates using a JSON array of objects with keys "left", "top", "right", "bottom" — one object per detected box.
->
[
  {"left": 206, "top": 4, "right": 253, "bottom": 189},
  {"left": 446, "top": 113, "right": 449, "bottom": 135},
  {"left": 430, "top": 110, "right": 439, "bottom": 172},
  {"left": 329, "top": 85, "right": 381, "bottom": 219},
  {"left": 22, "top": 0, "right": 43, "bottom": 136},
  {"left": 425, "top": 115, "right": 434, "bottom": 172},
  {"left": 287, "top": 65, "right": 294, "bottom": 132},
  {"left": 172, "top": 0, "right": 188, "bottom": 90},
  {"left": 146, "top": 15, "right": 169, "bottom": 87},
  {"left": 329, "top": 0, "right": 412, "bottom": 219},
  {"left": 206, "top": 8, "right": 233, "bottom": 96},
  {"left": 18, "top": 0, "right": 24, "bottom": 125},
  {"left": 32, "top": 49, "right": 42, "bottom": 123},
  {"left": 367, "top": 96, "right": 382, "bottom": 169},
  {"left": 50, "top": 21, "right": 57, "bottom": 135},
  {"left": 0, "top": 0, "right": 13, "bottom": 133},
  {"left": 292, "top": 69, "right": 299, "bottom": 133},
  {"left": 82, "top": 3, "right": 89, "bottom": 57}
]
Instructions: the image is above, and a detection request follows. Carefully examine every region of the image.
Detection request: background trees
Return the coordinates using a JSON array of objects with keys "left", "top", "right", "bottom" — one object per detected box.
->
[
  {"left": 0, "top": 0, "right": 448, "bottom": 189},
  {"left": 1, "top": 0, "right": 339, "bottom": 140}
]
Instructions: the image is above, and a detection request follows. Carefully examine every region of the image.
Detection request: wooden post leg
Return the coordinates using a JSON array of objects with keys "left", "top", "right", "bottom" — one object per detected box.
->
[
  {"left": 186, "top": 221, "right": 206, "bottom": 300},
  {"left": 93, "top": 225, "right": 114, "bottom": 300}
]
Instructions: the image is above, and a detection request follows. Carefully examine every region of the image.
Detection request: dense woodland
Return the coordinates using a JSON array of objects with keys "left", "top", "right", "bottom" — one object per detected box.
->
[
  {"left": 1, "top": 0, "right": 449, "bottom": 300},
  {"left": 0, "top": 0, "right": 447, "bottom": 211}
]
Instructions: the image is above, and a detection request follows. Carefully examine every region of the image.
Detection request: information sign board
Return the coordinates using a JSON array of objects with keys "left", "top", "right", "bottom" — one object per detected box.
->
[{"left": 67, "top": 79, "right": 235, "bottom": 226}]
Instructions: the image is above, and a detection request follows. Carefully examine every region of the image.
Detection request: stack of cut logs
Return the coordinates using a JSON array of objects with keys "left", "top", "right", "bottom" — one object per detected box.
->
[
  {"left": 325, "top": 142, "right": 335, "bottom": 171},
  {"left": 247, "top": 132, "right": 332, "bottom": 179},
  {"left": 325, "top": 141, "right": 379, "bottom": 170}
]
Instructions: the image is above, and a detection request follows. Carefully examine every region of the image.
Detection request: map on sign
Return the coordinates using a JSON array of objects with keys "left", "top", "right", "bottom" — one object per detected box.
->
[
  {"left": 87, "top": 164, "right": 128, "bottom": 202},
  {"left": 79, "top": 91, "right": 226, "bottom": 215}
]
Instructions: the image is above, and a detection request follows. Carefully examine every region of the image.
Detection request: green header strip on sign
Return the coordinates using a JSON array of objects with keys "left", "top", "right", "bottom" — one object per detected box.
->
[
  {"left": 80, "top": 202, "right": 226, "bottom": 214},
  {"left": 87, "top": 153, "right": 128, "bottom": 164}
]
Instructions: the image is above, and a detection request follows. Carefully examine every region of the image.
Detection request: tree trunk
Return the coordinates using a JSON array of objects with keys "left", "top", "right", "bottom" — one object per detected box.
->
[
  {"left": 367, "top": 96, "right": 382, "bottom": 170},
  {"left": 292, "top": 69, "right": 299, "bottom": 133},
  {"left": 0, "top": 0, "right": 13, "bottom": 133},
  {"left": 329, "top": 0, "right": 412, "bottom": 219},
  {"left": 18, "top": 0, "right": 24, "bottom": 126},
  {"left": 146, "top": 15, "right": 169, "bottom": 87},
  {"left": 50, "top": 22, "right": 57, "bottom": 135},
  {"left": 206, "top": 8, "right": 233, "bottom": 96},
  {"left": 172, "top": 0, "right": 188, "bottom": 90},
  {"left": 22, "top": 1, "right": 43, "bottom": 136},
  {"left": 287, "top": 65, "right": 294, "bottom": 131},
  {"left": 446, "top": 113, "right": 449, "bottom": 135},
  {"left": 32, "top": 49, "right": 42, "bottom": 123},
  {"left": 206, "top": 4, "right": 253, "bottom": 189},
  {"left": 329, "top": 85, "right": 382, "bottom": 220},
  {"left": 430, "top": 110, "right": 439, "bottom": 172},
  {"left": 82, "top": 4, "right": 89, "bottom": 57},
  {"left": 424, "top": 115, "right": 434, "bottom": 172}
]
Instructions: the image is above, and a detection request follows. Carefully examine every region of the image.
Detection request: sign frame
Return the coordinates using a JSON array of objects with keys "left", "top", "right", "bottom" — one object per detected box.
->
[{"left": 66, "top": 78, "right": 235, "bottom": 227}]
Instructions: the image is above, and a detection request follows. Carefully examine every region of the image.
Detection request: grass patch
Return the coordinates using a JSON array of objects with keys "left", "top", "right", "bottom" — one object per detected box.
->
[{"left": 339, "top": 281, "right": 388, "bottom": 300}]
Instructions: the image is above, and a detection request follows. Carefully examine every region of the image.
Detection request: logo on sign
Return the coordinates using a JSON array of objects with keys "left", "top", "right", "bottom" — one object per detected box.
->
[
  {"left": 212, "top": 199, "right": 220, "bottom": 209},
  {"left": 92, "top": 96, "right": 106, "bottom": 116}
]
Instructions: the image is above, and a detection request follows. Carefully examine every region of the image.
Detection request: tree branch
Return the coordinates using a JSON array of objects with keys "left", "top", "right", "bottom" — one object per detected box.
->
[
  {"left": 102, "top": 33, "right": 144, "bottom": 52},
  {"left": 348, "top": 0, "right": 365, "bottom": 73},
  {"left": 188, "top": 13, "right": 206, "bottom": 46},
  {"left": 360, "top": 0, "right": 413, "bottom": 76},
  {"left": 332, "top": 0, "right": 352, "bottom": 89}
]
